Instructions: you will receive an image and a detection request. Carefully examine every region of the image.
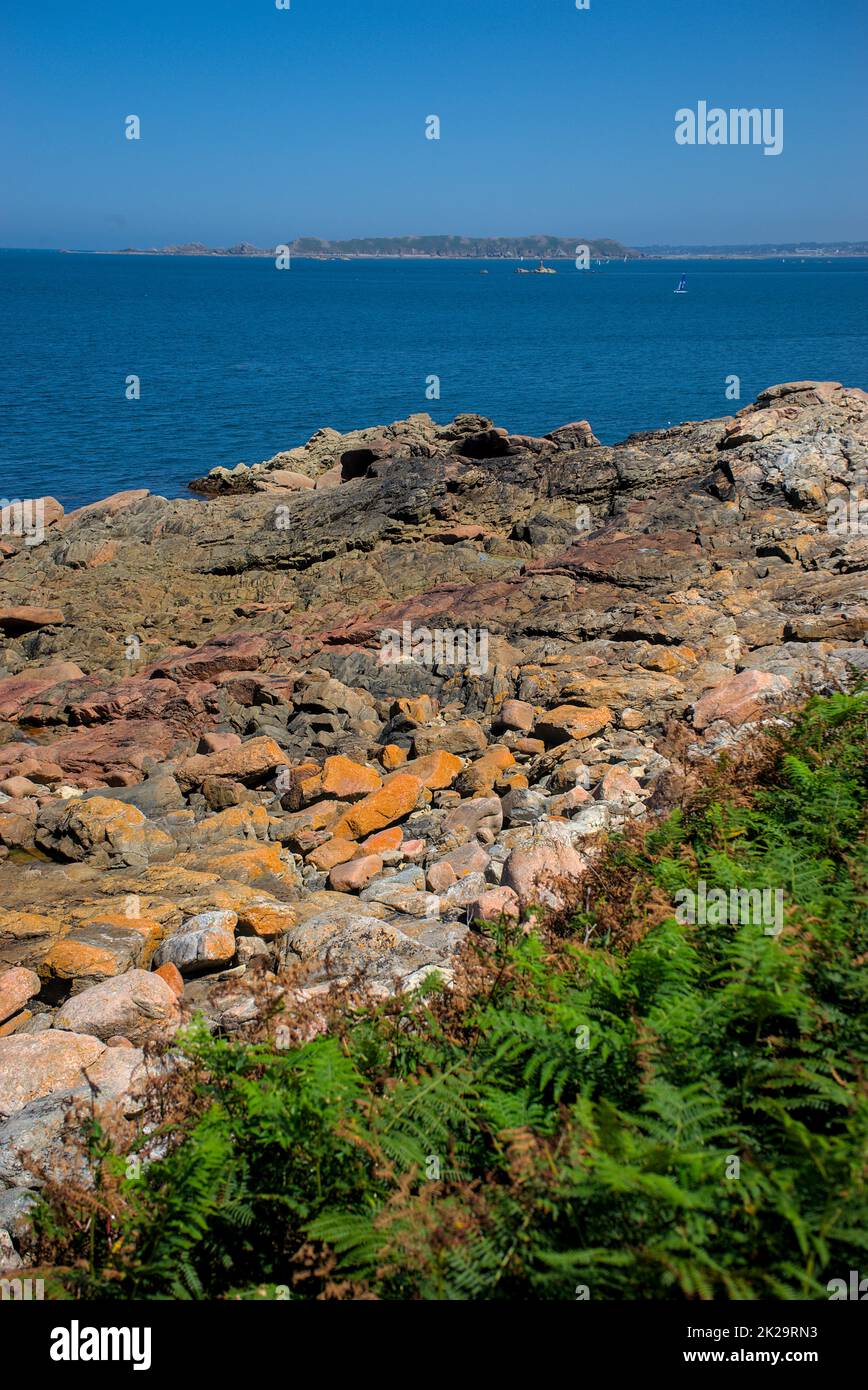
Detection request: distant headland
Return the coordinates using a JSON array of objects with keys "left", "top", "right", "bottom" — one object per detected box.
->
[{"left": 110, "top": 236, "right": 639, "bottom": 260}]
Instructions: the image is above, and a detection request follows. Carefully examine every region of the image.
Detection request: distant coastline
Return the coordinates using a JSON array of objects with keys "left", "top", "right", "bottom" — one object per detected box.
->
[
  {"left": 71, "top": 235, "right": 868, "bottom": 262},
  {"left": 102, "top": 236, "right": 639, "bottom": 261},
  {"left": 637, "top": 241, "right": 868, "bottom": 260}
]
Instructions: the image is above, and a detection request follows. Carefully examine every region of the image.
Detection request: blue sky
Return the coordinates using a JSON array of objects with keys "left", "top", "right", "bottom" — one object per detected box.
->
[{"left": 1, "top": 0, "right": 866, "bottom": 248}]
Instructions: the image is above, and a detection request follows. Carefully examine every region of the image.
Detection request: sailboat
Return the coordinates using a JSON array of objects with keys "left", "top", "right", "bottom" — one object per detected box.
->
[{"left": 674, "top": 274, "right": 687, "bottom": 294}]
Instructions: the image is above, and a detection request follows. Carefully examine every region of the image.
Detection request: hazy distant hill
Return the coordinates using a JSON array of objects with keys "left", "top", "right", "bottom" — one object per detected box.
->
[
  {"left": 637, "top": 241, "right": 868, "bottom": 258},
  {"left": 115, "top": 235, "right": 640, "bottom": 260}
]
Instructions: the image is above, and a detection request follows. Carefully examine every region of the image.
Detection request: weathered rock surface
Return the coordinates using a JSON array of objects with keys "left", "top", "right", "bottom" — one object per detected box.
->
[
  {"left": 691, "top": 669, "right": 791, "bottom": 731},
  {"left": 0, "top": 1031, "right": 136, "bottom": 1115},
  {"left": 501, "top": 832, "right": 589, "bottom": 910},
  {"left": 53, "top": 970, "right": 181, "bottom": 1045},
  {"left": 35, "top": 797, "right": 175, "bottom": 868},
  {"left": 0, "top": 968, "right": 40, "bottom": 1027},
  {"left": 152, "top": 911, "right": 238, "bottom": 975}
]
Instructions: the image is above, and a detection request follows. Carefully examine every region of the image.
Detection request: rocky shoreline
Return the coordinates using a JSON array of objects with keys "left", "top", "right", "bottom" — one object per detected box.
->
[{"left": 1, "top": 379, "right": 867, "bottom": 1263}]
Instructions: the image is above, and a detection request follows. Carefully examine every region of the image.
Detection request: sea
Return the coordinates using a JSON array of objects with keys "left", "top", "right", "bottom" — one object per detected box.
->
[{"left": 1, "top": 250, "right": 866, "bottom": 510}]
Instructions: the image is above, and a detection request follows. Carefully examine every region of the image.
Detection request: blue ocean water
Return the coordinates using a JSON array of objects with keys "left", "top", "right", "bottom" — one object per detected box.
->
[{"left": 1, "top": 250, "right": 866, "bottom": 510}]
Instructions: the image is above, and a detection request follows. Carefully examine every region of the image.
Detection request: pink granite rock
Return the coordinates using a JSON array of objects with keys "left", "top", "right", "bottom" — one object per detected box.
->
[
  {"left": 692, "top": 670, "right": 791, "bottom": 731},
  {"left": 329, "top": 854, "right": 385, "bottom": 893}
]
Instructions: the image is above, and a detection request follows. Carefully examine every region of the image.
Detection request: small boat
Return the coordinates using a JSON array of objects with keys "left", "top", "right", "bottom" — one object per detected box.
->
[
  {"left": 480, "top": 269, "right": 489, "bottom": 275},
  {"left": 531, "top": 259, "right": 556, "bottom": 275},
  {"left": 674, "top": 274, "right": 687, "bottom": 294}
]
